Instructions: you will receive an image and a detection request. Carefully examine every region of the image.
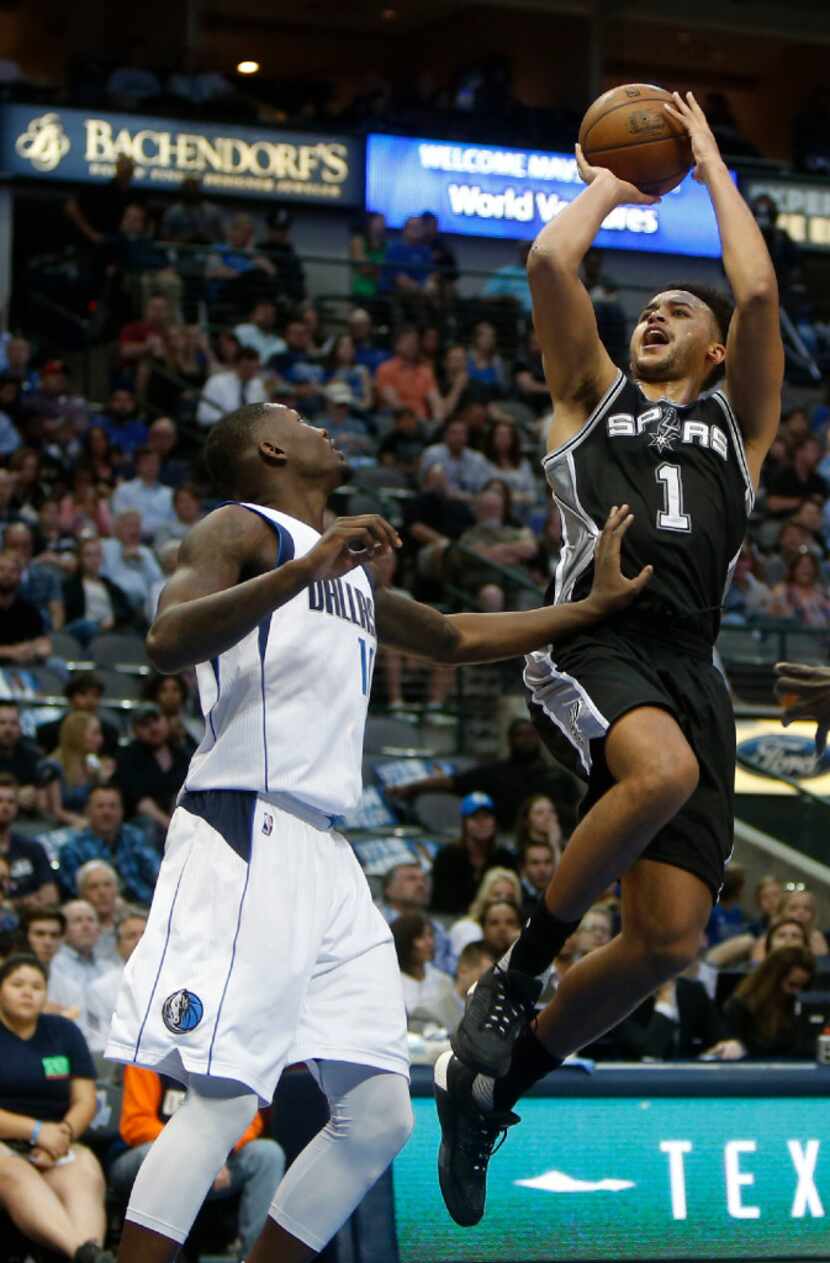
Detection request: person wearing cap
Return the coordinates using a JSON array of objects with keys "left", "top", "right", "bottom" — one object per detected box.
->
[
  {"left": 114, "top": 706, "right": 189, "bottom": 833},
  {"left": 56, "top": 786, "right": 160, "bottom": 906},
  {"left": 256, "top": 207, "right": 306, "bottom": 305},
  {"left": 429, "top": 792, "right": 518, "bottom": 917},
  {"left": 197, "top": 346, "right": 267, "bottom": 428},
  {"left": 316, "top": 383, "right": 372, "bottom": 458},
  {"left": 21, "top": 361, "right": 88, "bottom": 433}
]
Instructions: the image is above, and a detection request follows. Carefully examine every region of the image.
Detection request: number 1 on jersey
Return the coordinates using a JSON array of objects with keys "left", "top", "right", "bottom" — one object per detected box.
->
[
  {"left": 358, "top": 637, "right": 375, "bottom": 696},
  {"left": 656, "top": 463, "right": 691, "bottom": 532}
]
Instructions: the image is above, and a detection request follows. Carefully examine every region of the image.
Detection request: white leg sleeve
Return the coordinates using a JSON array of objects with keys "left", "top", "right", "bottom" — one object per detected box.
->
[
  {"left": 124, "top": 1074, "right": 259, "bottom": 1244},
  {"left": 268, "top": 1061, "right": 413, "bottom": 1253}
]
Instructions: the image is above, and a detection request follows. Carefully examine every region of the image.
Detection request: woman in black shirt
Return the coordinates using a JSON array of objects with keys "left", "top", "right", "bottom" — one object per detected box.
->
[
  {"left": 710, "top": 945, "right": 816, "bottom": 1059},
  {"left": 0, "top": 954, "right": 112, "bottom": 1261}
]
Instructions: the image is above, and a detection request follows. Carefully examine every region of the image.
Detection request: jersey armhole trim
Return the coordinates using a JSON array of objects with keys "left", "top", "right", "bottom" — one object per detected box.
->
[
  {"left": 711, "top": 391, "right": 756, "bottom": 510},
  {"left": 542, "top": 371, "right": 626, "bottom": 469},
  {"left": 226, "top": 501, "right": 297, "bottom": 568}
]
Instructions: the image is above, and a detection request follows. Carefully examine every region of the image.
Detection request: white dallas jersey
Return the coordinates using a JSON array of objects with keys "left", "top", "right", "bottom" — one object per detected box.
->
[{"left": 185, "top": 503, "right": 376, "bottom": 817}]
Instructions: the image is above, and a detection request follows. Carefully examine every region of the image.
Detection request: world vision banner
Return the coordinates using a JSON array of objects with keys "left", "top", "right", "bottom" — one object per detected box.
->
[{"left": 2, "top": 104, "right": 361, "bottom": 205}]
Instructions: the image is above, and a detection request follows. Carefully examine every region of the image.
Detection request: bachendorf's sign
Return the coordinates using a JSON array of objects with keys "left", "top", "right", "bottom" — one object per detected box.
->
[{"left": 3, "top": 104, "right": 361, "bottom": 205}]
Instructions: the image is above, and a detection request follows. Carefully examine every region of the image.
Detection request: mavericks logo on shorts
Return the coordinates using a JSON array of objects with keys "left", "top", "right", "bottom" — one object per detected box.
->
[{"left": 162, "top": 988, "right": 204, "bottom": 1034}]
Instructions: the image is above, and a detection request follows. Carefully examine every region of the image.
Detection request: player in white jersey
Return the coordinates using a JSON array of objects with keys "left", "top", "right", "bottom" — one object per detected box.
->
[{"left": 108, "top": 401, "right": 652, "bottom": 1263}]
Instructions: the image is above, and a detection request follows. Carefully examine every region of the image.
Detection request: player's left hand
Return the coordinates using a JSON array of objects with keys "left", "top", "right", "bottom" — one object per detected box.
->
[
  {"left": 774, "top": 661, "right": 830, "bottom": 754},
  {"left": 586, "top": 505, "right": 653, "bottom": 617},
  {"left": 663, "top": 91, "right": 724, "bottom": 184}
]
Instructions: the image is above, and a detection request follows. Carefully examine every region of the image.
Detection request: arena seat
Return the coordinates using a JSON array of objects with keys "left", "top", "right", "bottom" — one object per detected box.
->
[
  {"left": 89, "top": 633, "right": 150, "bottom": 668},
  {"left": 364, "top": 715, "right": 433, "bottom": 755},
  {"left": 49, "top": 630, "right": 85, "bottom": 660},
  {"left": 413, "top": 791, "right": 463, "bottom": 836}
]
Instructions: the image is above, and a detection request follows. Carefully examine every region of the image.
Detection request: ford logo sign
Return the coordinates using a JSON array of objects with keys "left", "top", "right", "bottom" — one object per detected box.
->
[{"left": 737, "top": 733, "right": 830, "bottom": 781}]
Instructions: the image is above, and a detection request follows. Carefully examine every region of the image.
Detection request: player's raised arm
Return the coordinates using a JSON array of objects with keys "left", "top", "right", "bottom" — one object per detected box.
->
[
  {"left": 665, "top": 92, "right": 784, "bottom": 484},
  {"left": 528, "top": 152, "right": 656, "bottom": 446},
  {"left": 147, "top": 507, "right": 399, "bottom": 672},
  {"left": 375, "top": 505, "right": 652, "bottom": 664}
]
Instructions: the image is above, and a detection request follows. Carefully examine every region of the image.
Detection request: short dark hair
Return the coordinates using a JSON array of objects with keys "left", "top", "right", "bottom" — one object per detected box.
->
[
  {"left": 204, "top": 402, "right": 271, "bottom": 494},
  {"left": 662, "top": 282, "right": 734, "bottom": 343},
  {"left": 457, "top": 941, "right": 497, "bottom": 970},
  {"left": 238, "top": 346, "right": 261, "bottom": 363},
  {"left": 22, "top": 905, "right": 66, "bottom": 933},
  {"left": 66, "top": 672, "right": 104, "bottom": 700},
  {"left": 88, "top": 783, "right": 122, "bottom": 801},
  {"left": 0, "top": 953, "right": 48, "bottom": 988}
]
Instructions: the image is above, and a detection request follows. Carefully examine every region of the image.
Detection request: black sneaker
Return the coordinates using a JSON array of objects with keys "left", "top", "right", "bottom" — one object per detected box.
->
[
  {"left": 73, "top": 1245, "right": 115, "bottom": 1263},
  {"left": 451, "top": 965, "right": 542, "bottom": 1078},
  {"left": 434, "top": 1049, "right": 519, "bottom": 1227}
]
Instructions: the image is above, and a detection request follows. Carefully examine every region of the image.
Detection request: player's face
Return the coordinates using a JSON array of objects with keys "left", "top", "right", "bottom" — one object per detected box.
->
[
  {"left": 259, "top": 407, "right": 346, "bottom": 484},
  {"left": 631, "top": 291, "right": 722, "bottom": 384}
]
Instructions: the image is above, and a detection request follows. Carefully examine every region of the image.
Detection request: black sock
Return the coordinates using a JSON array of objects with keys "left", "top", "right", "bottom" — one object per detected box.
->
[
  {"left": 508, "top": 904, "right": 580, "bottom": 977},
  {"left": 492, "top": 1025, "right": 562, "bottom": 1111}
]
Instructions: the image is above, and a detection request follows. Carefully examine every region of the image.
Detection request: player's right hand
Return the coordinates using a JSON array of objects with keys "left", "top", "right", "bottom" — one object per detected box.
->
[
  {"left": 774, "top": 660, "right": 830, "bottom": 754},
  {"left": 586, "top": 504, "right": 653, "bottom": 615},
  {"left": 574, "top": 144, "right": 661, "bottom": 207},
  {"left": 305, "top": 514, "right": 401, "bottom": 581}
]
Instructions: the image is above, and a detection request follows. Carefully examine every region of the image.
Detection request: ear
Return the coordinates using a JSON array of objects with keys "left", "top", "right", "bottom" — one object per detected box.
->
[
  {"left": 258, "top": 440, "right": 287, "bottom": 468},
  {"left": 705, "top": 340, "right": 727, "bottom": 370}
]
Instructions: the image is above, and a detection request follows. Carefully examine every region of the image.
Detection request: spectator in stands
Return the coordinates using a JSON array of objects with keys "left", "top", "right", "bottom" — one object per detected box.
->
[
  {"left": 452, "top": 942, "right": 497, "bottom": 1022},
  {"left": 324, "top": 333, "right": 373, "bottom": 413},
  {"left": 465, "top": 321, "right": 508, "bottom": 401},
  {"left": 197, "top": 346, "right": 267, "bottom": 428},
  {"left": 148, "top": 327, "right": 211, "bottom": 420},
  {"left": 81, "top": 426, "right": 119, "bottom": 489},
  {"left": 513, "top": 329, "right": 550, "bottom": 415},
  {"left": 348, "top": 308, "right": 389, "bottom": 374},
  {"left": 43, "top": 714, "right": 114, "bottom": 829},
  {"left": 146, "top": 540, "right": 178, "bottom": 622},
  {"left": 98, "top": 387, "right": 148, "bottom": 458},
  {"left": 482, "top": 241, "right": 532, "bottom": 312},
  {"left": 75, "top": 860, "right": 121, "bottom": 963},
  {"left": 0, "top": 374, "right": 22, "bottom": 456},
  {"left": 234, "top": 299, "right": 286, "bottom": 364},
  {"left": 750, "top": 916, "right": 810, "bottom": 965},
  {"left": 65, "top": 153, "right": 137, "bottom": 246},
  {"left": 39, "top": 676, "right": 118, "bottom": 763},
  {"left": 751, "top": 195, "right": 801, "bottom": 290},
  {"left": 152, "top": 483, "right": 202, "bottom": 553},
  {"left": 419, "top": 416, "right": 490, "bottom": 496},
  {"left": 0, "top": 551, "right": 52, "bottom": 665},
  {"left": 115, "top": 705, "right": 189, "bottom": 833},
  {"left": 706, "top": 864, "right": 748, "bottom": 946},
  {"left": 448, "top": 867, "right": 522, "bottom": 958},
  {"left": 393, "top": 716, "right": 577, "bottom": 832},
  {"left": 748, "top": 874, "right": 784, "bottom": 936},
  {"left": 518, "top": 839, "right": 557, "bottom": 918},
  {"left": 147, "top": 417, "right": 189, "bottom": 490},
  {"left": 57, "top": 467, "right": 113, "bottom": 540},
  {"left": 113, "top": 206, "right": 182, "bottom": 320},
  {"left": 377, "top": 861, "right": 454, "bottom": 974},
  {"left": 160, "top": 177, "right": 225, "bottom": 245},
  {"left": 377, "top": 406, "right": 430, "bottom": 480},
  {"left": 779, "top": 888, "right": 829, "bottom": 955},
  {"left": 205, "top": 214, "right": 276, "bottom": 307},
  {"left": 22, "top": 360, "right": 88, "bottom": 434},
  {"left": 350, "top": 211, "right": 387, "bottom": 299},
  {"left": 0, "top": 773, "right": 57, "bottom": 909},
  {"left": 22, "top": 906, "right": 65, "bottom": 968},
  {"left": 256, "top": 207, "right": 306, "bottom": 305},
  {"left": 381, "top": 216, "right": 433, "bottom": 296},
  {"left": 371, "top": 549, "right": 456, "bottom": 713},
  {"left": 0, "top": 953, "right": 112, "bottom": 1263},
  {"left": 0, "top": 466, "right": 16, "bottom": 528},
  {"left": 764, "top": 521, "right": 817, "bottom": 588},
  {"left": 57, "top": 785, "right": 160, "bottom": 906},
  {"left": 766, "top": 436, "right": 827, "bottom": 516},
  {"left": 63, "top": 537, "right": 133, "bottom": 646},
  {"left": 392, "top": 912, "right": 458, "bottom": 1030},
  {"left": 112, "top": 448, "right": 175, "bottom": 542},
  {"left": 142, "top": 673, "right": 201, "bottom": 754},
  {"left": 575, "top": 904, "right": 614, "bottom": 957},
  {"left": 376, "top": 328, "right": 441, "bottom": 421},
  {"left": 478, "top": 898, "right": 522, "bottom": 957},
  {"left": 3, "top": 520, "right": 64, "bottom": 630},
  {"left": 709, "top": 946, "right": 816, "bottom": 1059},
  {"left": 119, "top": 294, "right": 174, "bottom": 385},
  {"left": 481, "top": 419, "right": 537, "bottom": 521},
  {"left": 5, "top": 335, "right": 39, "bottom": 393},
  {"left": 437, "top": 345, "right": 481, "bottom": 419},
  {"left": 609, "top": 971, "right": 726, "bottom": 1062},
  {"left": 421, "top": 211, "right": 458, "bottom": 294},
  {"left": 768, "top": 552, "right": 830, "bottom": 626},
  {"left": 448, "top": 479, "right": 538, "bottom": 607},
  {"left": 0, "top": 704, "right": 48, "bottom": 814},
  {"left": 722, "top": 544, "right": 773, "bottom": 623},
  {"left": 268, "top": 320, "right": 326, "bottom": 416},
  {"left": 316, "top": 383, "right": 372, "bottom": 458},
  {"left": 7, "top": 448, "right": 46, "bottom": 525},
  {"left": 791, "top": 500, "right": 828, "bottom": 560},
  {"left": 430, "top": 792, "right": 517, "bottom": 916},
  {"left": 100, "top": 511, "right": 162, "bottom": 616},
  {"left": 82, "top": 906, "right": 146, "bottom": 1054},
  {"left": 110, "top": 1063, "right": 285, "bottom": 1260},
  {"left": 47, "top": 899, "right": 109, "bottom": 1014},
  {"left": 211, "top": 329, "right": 242, "bottom": 371},
  {"left": 400, "top": 463, "right": 475, "bottom": 594},
  {"left": 0, "top": 853, "right": 18, "bottom": 948}
]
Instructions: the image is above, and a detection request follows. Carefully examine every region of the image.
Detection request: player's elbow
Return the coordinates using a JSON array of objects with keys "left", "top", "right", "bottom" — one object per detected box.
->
[
  {"left": 738, "top": 278, "right": 778, "bottom": 309},
  {"left": 145, "top": 619, "right": 184, "bottom": 673},
  {"left": 430, "top": 619, "right": 464, "bottom": 664},
  {"left": 527, "top": 240, "right": 570, "bottom": 279}
]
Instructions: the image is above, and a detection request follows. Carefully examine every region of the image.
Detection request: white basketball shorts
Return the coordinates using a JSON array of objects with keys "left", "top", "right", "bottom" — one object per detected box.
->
[{"left": 106, "top": 789, "right": 409, "bottom": 1103}]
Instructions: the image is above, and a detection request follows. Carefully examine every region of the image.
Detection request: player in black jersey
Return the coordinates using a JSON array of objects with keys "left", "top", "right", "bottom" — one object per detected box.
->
[{"left": 435, "top": 91, "right": 785, "bottom": 1228}]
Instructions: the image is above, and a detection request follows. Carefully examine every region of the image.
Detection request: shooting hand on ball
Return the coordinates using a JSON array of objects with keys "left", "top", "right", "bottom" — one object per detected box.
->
[
  {"left": 663, "top": 92, "right": 724, "bottom": 184},
  {"left": 574, "top": 144, "right": 661, "bottom": 207}
]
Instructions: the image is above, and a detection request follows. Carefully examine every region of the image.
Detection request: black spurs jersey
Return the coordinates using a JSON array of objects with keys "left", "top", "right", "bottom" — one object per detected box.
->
[{"left": 543, "top": 371, "right": 754, "bottom": 644}]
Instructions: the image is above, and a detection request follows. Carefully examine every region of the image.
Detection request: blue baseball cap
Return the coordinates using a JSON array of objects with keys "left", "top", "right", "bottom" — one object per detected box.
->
[{"left": 460, "top": 791, "right": 496, "bottom": 818}]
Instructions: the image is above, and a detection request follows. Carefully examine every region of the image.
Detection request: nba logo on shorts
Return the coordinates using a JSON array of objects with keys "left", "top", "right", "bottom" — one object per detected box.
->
[
  {"left": 162, "top": 989, "right": 204, "bottom": 1034},
  {"left": 262, "top": 813, "right": 273, "bottom": 835}
]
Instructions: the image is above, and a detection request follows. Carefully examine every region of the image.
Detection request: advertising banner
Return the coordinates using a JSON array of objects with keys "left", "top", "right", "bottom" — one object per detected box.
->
[
  {"left": 366, "top": 133, "right": 734, "bottom": 256},
  {"left": 2, "top": 104, "right": 362, "bottom": 205},
  {"left": 396, "top": 1093, "right": 830, "bottom": 1260},
  {"left": 743, "top": 175, "right": 830, "bottom": 251}
]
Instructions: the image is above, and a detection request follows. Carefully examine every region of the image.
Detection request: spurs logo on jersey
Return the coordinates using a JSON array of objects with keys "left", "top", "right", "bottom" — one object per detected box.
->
[{"left": 542, "top": 372, "right": 755, "bottom": 642}]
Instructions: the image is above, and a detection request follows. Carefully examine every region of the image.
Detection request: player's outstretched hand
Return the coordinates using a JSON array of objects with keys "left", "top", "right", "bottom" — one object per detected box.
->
[
  {"left": 586, "top": 505, "right": 653, "bottom": 616},
  {"left": 306, "top": 514, "right": 401, "bottom": 580},
  {"left": 574, "top": 143, "right": 661, "bottom": 207},
  {"left": 774, "top": 661, "right": 830, "bottom": 755},
  {"left": 663, "top": 91, "right": 723, "bottom": 184}
]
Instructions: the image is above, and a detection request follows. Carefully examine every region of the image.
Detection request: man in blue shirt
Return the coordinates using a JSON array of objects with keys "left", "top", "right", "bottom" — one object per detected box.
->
[
  {"left": 0, "top": 773, "right": 58, "bottom": 909},
  {"left": 57, "top": 785, "right": 160, "bottom": 906},
  {"left": 100, "top": 386, "right": 149, "bottom": 456},
  {"left": 381, "top": 216, "right": 434, "bottom": 294}
]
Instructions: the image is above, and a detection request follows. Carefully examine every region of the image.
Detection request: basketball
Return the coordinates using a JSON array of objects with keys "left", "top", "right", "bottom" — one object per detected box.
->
[{"left": 578, "top": 83, "right": 693, "bottom": 196}]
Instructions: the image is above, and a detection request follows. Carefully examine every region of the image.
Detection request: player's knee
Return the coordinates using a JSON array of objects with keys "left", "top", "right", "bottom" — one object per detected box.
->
[
  {"left": 635, "top": 922, "right": 701, "bottom": 983},
  {"left": 635, "top": 746, "right": 699, "bottom": 817},
  {"left": 333, "top": 1084, "right": 413, "bottom": 1169}
]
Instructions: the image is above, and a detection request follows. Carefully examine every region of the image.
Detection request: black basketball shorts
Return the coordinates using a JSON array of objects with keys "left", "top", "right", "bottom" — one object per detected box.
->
[{"left": 525, "top": 619, "right": 735, "bottom": 902}]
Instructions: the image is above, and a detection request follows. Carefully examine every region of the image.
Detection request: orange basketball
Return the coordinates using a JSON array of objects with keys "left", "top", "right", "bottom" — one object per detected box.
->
[{"left": 578, "top": 83, "right": 693, "bottom": 196}]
